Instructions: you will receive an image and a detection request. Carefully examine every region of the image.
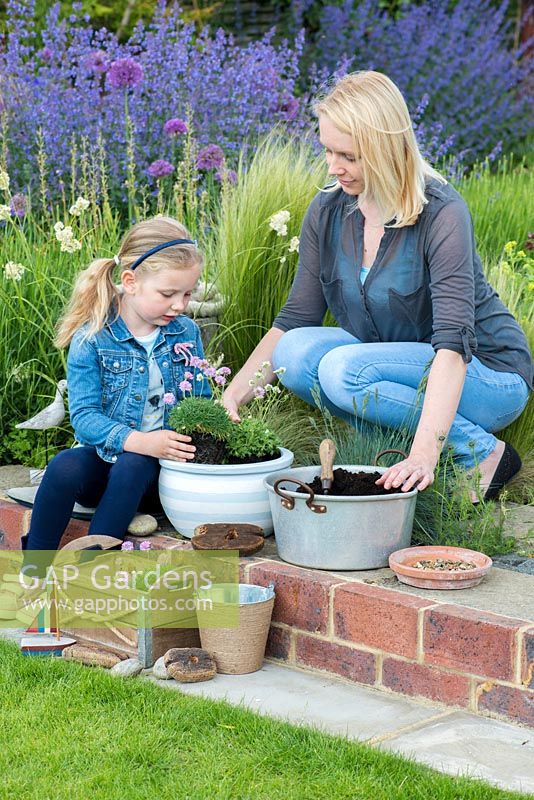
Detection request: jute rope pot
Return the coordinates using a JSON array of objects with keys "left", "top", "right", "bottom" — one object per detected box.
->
[{"left": 196, "top": 583, "right": 275, "bottom": 674}]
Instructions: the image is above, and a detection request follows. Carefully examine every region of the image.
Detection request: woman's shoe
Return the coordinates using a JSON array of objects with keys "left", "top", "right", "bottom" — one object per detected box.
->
[{"left": 482, "top": 442, "right": 522, "bottom": 501}]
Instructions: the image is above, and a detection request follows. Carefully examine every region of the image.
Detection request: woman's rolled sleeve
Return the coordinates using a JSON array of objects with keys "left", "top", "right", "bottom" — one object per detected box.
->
[{"left": 426, "top": 199, "right": 478, "bottom": 363}]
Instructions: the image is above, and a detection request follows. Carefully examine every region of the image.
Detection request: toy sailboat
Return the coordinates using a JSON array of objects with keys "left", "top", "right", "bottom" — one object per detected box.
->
[{"left": 20, "top": 583, "right": 75, "bottom": 656}]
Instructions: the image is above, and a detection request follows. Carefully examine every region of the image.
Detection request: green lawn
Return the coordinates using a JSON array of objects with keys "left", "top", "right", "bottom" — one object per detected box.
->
[{"left": 0, "top": 640, "right": 530, "bottom": 800}]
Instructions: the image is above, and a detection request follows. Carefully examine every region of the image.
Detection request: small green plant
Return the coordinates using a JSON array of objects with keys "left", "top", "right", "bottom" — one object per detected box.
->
[
  {"left": 166, "top": 357, "right": 286, "bottom": 461},
  {"left": 226, "top": 416, "right": 282, "bottom": 460},
  {"left": 168, "top": 396, "right": 232, "bottom": 440}
]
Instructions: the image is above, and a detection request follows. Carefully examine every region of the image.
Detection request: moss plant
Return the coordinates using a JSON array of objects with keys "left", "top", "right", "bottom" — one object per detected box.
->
[
  {"left": 168, "top": 396, "right": 232, "bottom": 440},
  {"left": 225, "top": 416, "right": 282, "bottom": 460}
]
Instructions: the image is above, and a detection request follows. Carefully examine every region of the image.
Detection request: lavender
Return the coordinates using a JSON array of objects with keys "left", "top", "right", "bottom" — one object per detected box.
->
[
  {"left": 107, "top": 57, "right": 144, "bottom": 89},
  {"left": 1, "top": 0, "right": 528, "bottom": 208},
  {"left": 311, "top": 0, "right": 532, "bottom": 164},
  {"left": 0, "top": 0, "right": 305, "bottom": 206},
  {"left": 215, "top": 168, "right": 237, "bottom": 185},
  {"left": 164, "top": 118, "right": 188, "bottom": 136},
  {"left": 196, "top": 144, "right": 225, "bottom": 171},
  {"left": 147, "top": 159, "right": 174, "bottom": 178}
]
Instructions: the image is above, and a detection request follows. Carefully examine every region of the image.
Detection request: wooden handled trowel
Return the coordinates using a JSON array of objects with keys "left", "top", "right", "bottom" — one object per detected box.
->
[{"left": 319, "top": 438, "right": 336, "bottom": 495}]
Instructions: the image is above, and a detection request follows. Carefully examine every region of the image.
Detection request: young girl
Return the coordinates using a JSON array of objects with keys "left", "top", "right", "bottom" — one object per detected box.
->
[{"left": 23, "top": 216, "right": 208, "bottom": 552}]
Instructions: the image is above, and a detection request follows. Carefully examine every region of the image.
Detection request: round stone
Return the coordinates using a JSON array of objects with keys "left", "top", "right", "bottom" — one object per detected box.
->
[
  {"left": 110, "top": 658, "right": 143, "bottom": 678},
  {"left": 127, "top": 514, "right": 158, "bottom": 535},
  {"left": 152, "top": 656, "right": 170, "bottom": 680}
]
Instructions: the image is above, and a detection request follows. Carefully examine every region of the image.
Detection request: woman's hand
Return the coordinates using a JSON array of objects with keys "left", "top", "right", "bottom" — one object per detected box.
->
[
  {"left": 221, "top": 391, "right": 241, "bottom": 423},
  {"left": 124, "top": 430, "right": 196, "bottom": 461},
  {"left": 375, "top": 451, "right": 436, "bottom": 493}
]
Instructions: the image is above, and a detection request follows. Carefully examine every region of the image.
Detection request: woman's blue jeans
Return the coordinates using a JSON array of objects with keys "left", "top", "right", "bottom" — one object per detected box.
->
[
  {"left": 25, "top": 447, "right": 161, "bottom": 551},
  {"left": 272, "top": 327, "right": 530, "bottom": 468}
]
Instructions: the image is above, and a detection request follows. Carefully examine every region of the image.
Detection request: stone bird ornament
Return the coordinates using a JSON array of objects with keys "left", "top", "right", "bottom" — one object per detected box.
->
[{"left": 16, "top": 380, "right": 67, "bottom": 431}]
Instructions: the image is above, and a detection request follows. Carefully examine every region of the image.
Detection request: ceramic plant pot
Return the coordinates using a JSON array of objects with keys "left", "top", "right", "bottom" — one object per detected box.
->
[
  {"left": 158, "top": 447, "right": 294, "bottom": 538},
  {"left": 389, "top": 545, "right": 492, "bottom": 590}
]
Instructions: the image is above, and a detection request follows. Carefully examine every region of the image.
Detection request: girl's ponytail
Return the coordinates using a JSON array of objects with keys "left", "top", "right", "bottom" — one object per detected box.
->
[{"left": 55, "top": 257, "right": 119, "bottom": 348}]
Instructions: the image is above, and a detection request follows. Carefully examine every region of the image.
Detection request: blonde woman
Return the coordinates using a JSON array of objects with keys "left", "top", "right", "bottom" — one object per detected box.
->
[
  {"left": 23, "top": 217, "right": 206, "bottom": 553},
  {"left": 223, "top": 71, "right": 532, "bottom": 499}
]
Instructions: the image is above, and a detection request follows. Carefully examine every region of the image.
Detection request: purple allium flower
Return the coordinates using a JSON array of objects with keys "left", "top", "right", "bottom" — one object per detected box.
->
[
  {"left": 139, "top": 541, "right": 151, "bottom": 551},
  {"left": 39, "top": 47, "right": 53, "bottom": 62},
  {"left": 121, "top": 541, "right": 134, "bottom": 551},
  {"left": 203, "top": 366, "right": 217, "bottom": 378},
  {"left": 107, "top": 57, "right": 143, "bottom": 89},
  {"left": 164, "top": 118, "right": 188, "bottom": 136},
  {"left": 147, "top": 159, "right": 174, "bottom": 179},
  {"left": 10, "top": 193, "right": 27, "bottom": 219},
  {"left": 215, "top": 168, "right": 237, "bottom": 185},
  {"left": 85, "top": 49, "right": 108, "bottom": 74},
  {"left": 179, "top": 380, "right": 192, "bottom": 393},
  {"left": 196, "top": 144, "right": 225, "bottom": 171},
  {"left": 163, "top": 392, "right": 176, "bottom": 405}
]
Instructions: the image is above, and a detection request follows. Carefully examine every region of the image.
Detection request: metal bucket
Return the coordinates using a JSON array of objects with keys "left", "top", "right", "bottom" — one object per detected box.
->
[
  {"left": 264, "top": 459, "right": 418, "bottom": 571},
  {"left": 196, "top": 583, "right": 275, "bottom": 674}
]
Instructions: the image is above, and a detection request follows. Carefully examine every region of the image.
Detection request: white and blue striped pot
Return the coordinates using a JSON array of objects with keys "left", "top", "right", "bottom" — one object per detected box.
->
[{"left": 158, "top": 448, "right": 294, "bottom": 538}]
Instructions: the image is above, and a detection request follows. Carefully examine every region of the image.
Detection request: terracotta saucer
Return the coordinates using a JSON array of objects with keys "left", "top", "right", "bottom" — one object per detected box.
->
[{"left": 389, "top": 545, "right": 492, "bottom": 590}]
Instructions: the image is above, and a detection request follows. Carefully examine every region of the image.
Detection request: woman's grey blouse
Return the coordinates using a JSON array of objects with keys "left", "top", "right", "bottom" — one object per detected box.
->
[{"left": 273, "top": 180, "right": 533, "bottom": 389}]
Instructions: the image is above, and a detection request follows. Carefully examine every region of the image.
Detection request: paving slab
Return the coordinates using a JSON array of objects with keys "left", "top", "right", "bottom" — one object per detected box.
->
[
  {"left": 146, "top": 661, "right": 534, "bottom": 794},
  {"left": 147, "top": 660, "right": 446, "bottom": 740},
  {"left": 380, "top": 710, "right": 534, "bottom": 795}
]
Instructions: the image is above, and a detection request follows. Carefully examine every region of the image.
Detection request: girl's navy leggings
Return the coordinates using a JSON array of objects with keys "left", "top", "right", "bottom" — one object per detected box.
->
[{"left": 25, "top": 446, "right": 162, "bottom": 551}]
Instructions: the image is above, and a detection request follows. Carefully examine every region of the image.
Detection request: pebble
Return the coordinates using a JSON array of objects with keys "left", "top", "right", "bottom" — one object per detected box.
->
[
  {"left": 152, "top": 656, "right": 170, "bottom": 680},
  {"left": 127, "top": 514, "right": 158, "bottom": 535},
  {"left": 110, "top": 658, "right": 144, "bottom": 678}
]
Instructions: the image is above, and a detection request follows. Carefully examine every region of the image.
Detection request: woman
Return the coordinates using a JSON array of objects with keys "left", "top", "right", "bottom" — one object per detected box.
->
[{"left": 222, "top": 71, "right": 532, "bottom": 498}]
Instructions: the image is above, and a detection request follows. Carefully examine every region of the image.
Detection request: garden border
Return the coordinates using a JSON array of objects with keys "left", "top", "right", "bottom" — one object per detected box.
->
[{"left": 1, "top": 495, "right": 532, "bottom": 729}]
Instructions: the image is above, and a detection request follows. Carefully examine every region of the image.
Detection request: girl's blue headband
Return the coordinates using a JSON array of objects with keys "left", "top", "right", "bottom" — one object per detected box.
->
[{"left": 128, "top": 238, "right": 198, "bottom": 271}]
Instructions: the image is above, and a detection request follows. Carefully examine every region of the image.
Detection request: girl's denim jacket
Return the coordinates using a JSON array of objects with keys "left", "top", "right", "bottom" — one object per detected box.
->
[{"left": 67, "top": 313, "right": 209, "bottom": 463}]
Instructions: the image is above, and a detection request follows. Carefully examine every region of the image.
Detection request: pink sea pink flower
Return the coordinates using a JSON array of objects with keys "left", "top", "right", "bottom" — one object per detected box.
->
[
  {"left": 163, "top": 392, "right": 176, "bottom": 405},
  {"left": 179, "top": 380, "right": 192, "bottom": 394},
  {"left": 121, "top": 541, "right": 134, "bottom": 551},
  {"left": 139, "top": 541, "right": 152, "bottom": 551}
]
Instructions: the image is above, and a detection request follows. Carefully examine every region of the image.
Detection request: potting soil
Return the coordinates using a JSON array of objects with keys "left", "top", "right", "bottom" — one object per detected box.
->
[{"left": 299, "top": 468, "right": 400, "bottom": 496}]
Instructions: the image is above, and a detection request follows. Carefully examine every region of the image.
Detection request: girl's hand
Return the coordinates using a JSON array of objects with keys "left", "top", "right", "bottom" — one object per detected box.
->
[
  {"left": 125, "top": 430, "right": 196, "bottom": 461},
  {"left": 375, "top": 452, "right": 436, "bottom": 493},
  {"left": 221, "top": 391, "right": 241, "bottom": 423}
]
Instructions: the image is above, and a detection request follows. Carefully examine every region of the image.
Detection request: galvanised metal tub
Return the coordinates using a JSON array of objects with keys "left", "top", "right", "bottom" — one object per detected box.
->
[{"left": 264, "top": 464, "right": 418, "bottom": 571}]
